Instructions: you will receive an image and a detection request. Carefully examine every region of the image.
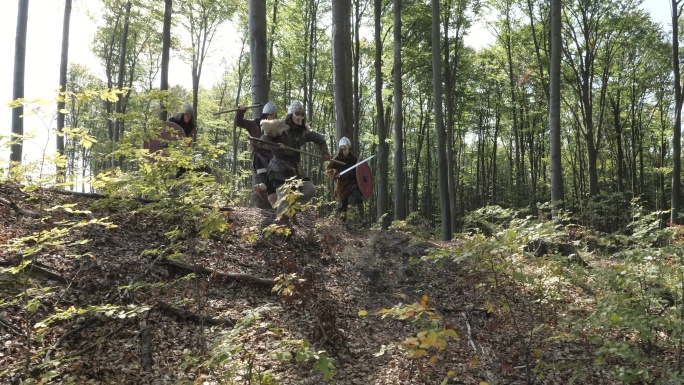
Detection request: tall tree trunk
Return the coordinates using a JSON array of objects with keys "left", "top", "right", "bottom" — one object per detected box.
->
[
  {"left": 250, "top": 0, "right": 269, "bottom": 117},
  {"left": 249, "top": 0, "right": 270, "bottom": 208},
  {"left": 10, "top": 0, "right": 30, "bottom": 165},
  {"left": 332, "top": 0, "right": 354, "bottom": 142},
  {"left": 374, "top": 0, "right": 389, "bottom": 227},
  {"left": 432, "top": 0, "right": 450, "bottom": 239},
  {"left": 503, "top": 1, "right": 522, "bottom": 204},
  {"left": 56, "top": 0, "right": 72, "bottom": 180},
  {"left": 549, "top": 0, "right": 563, "bottom": 210},
  {"left": 113, "top": 0, "right": 131, "bottom": 146},
  {"left": 268, "top": 1, "right": 278, "bottom": 82},
  {"left": 392, "top": 0, "right": 406, "bottom": 221},
  {"left": 610, "top": 94, "right": 625, "bottom": 192},
  {"left": 672, "top": 0, "right": 683, "bottom": 224},
  {"left": 159, "top": 0, "right": 172, "bottom": 122},
  {"left": 352, "top": 0, "right": 362, "bottom": 149}
]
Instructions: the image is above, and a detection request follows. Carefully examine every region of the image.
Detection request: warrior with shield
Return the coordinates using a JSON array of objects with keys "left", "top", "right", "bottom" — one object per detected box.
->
[{"left": 326, "top": 137, "right": 368, "bottom": 223}]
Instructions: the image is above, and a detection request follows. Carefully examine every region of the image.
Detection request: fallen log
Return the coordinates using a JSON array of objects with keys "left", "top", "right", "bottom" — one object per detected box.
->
[
  {"left": 46, "top": 188, "right": 233, "bottom": 212},
  {"left": 156, "top": 301, "right": 235, "bottom": 326},
  {"left": 0, "top": 195, "right": 40, "bottom": 218},
  {"left": 161, "top": 257, "right": 276, "bottom": 288}
]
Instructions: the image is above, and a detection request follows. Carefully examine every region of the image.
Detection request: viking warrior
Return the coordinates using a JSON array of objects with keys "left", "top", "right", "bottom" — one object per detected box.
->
[
  {"left": 326, "top": 137, "right": 365, "bottom": 222},
  {"left": 235, "top": 101, "right": 278, "bottom": 205},
  {"left": 260, "top": 100, "right": 331, "bottom": 223},
  {"left": 168, "top": 104, "right": 196, "bottom": 140}
]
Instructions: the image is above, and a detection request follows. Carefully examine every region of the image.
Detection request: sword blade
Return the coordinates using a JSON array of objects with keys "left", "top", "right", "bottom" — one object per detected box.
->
[{"left": 339, "top": 155, "right": 375, "bottom": 177}]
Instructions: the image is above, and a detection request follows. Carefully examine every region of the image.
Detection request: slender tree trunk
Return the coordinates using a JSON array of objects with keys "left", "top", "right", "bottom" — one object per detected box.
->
[
  {"left": 610, "top": 94, "right": 625, "bottom": 192},
  {"left": 113, "top": 0, "right": 131, "bottom": 146},
  {"left": 268, "top": 0, "right": 278, "bottom": 82},
  {"left": 332, "top": 0, "right": 354, "bottom": 142},
  {"left": 374, "top": 0, "right": 389, "bottom": 226},
  {"left": 159, "top": 0, "right": 172, "bottom": 122},
  {"left": 393, "top": 0, "right": 406, "bottom": 221},
  {"left": 503, "top": 1, "right": 522, "bottom": 204},
  {"left": 56, "top": 0, "right": 72, "bottom": 179},
  {"left": 352, "top": 0, "right": 362, "bottom": 149},
  {"left": 432, "top": 0, "right": 449, "bottom": 239},
  {"left": 249, "top": 0, "right": 271, "bottom": 208},
  {"left": 250, "top": 0, "right": 269, "bottom": 117},
  {"left": 10, "top": 0, "right": 30, "bottom": 165},
  {"left": 549, "top": 0, "right": 563, "bottom": 210},
  {"left": 672, "top": 0, "right": 683, "bottom": 224}
]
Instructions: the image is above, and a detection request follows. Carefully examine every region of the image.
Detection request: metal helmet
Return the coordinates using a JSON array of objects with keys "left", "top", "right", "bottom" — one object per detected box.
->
[
  {"left": 288, "top": 100, "right": 305, "bottom": 115},
  {"left": 263, "top": 101, "right": 277, "bottom": 115},
  {"left": 339, "top": 136, "right": 351, "bottom": 149},
  {"left": 182, "top": 104, "right": 194, "bottom": 116}
]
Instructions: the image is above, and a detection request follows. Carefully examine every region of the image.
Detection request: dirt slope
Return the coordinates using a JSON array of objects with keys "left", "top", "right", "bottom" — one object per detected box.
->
[{"left": 0, "top": 183, "right": 583, "bottom": 384}]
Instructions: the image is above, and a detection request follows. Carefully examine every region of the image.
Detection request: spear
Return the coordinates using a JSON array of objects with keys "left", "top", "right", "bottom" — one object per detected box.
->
[
  {"left": 248, "top": 136, "right": 345, "bottom": 165},
  {"left": 213, "top": 103, "right": 263, "bottom": 116}
]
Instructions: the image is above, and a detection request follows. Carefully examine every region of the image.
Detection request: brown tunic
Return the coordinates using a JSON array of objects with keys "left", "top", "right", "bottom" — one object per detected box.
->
[{"left": 326, "top": 151, "right": 359, "bottom": 200}]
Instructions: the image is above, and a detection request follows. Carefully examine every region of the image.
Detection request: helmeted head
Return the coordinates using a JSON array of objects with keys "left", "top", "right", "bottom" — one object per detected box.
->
[
  {"left": 338, "top": 136, "right": 351, "bottom": 153},
  {"left": 288, "top": 100, "right": 305, "bottom": 125},
  {"left": 262, "top": 101, "right": 277, "bottom": 120},
  {"left": 338, "top": 136, "right": 351, "bottom": 149},
  {"left": 182, "top": 104, "right": 194, "bottom": 122}
]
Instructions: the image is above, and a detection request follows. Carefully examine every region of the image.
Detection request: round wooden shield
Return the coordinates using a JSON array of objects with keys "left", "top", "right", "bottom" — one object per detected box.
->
[
  {"left": 143, "top": 121, "right": 187, "bottom": 153},
  {"left": 356, "top": 161, "right": 373, "bottom": 199}
]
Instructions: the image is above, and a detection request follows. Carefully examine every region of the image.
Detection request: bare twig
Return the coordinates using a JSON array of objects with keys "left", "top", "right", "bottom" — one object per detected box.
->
[
  {"left": 139, "top": 313, "right": 153, "bottom": 370},
  {"left": 43, "top": 318, "right": 97, "bottom": 363},
  {"left": 0, "top": 316, "right": 22, "bottom": 335},
  {"left": 462, "top": 312, "right": 477, "bottom": 352}
]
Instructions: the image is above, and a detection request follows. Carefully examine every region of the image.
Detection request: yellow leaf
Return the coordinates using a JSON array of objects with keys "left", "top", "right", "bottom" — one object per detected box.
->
[
  {"left": 409, "top": 349, "right": 428, "bottom": 358},
  {"left": 533, "top": 349, "right": 542, "bottom": 358},
  {"left": 469, "top": 356, "right": 479, "bottom": 369},
  {"left": 358, "top": 310, "right": 368, "bottom": 316},
  {"left": 59, "top": 108, "right": 68, "bottom": 114},
  {"left": 429, "top": 354, "right": 438, "bottom": 366},
  {"left": 421, "top": 295, "right": 429, "bottom": 308},
  {"left": 480, "top": 382, "right": 489, "bottom": 385},
  {"left": 447, "top": 371, "right": 457, "bottom": 377}
]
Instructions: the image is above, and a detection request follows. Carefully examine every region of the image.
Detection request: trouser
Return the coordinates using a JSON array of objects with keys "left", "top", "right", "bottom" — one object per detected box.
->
[{"left": 273, "top": 178, "right": 316, "bottom": 218}]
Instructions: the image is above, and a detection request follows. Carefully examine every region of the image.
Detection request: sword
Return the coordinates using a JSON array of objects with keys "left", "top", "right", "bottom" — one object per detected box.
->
[{"left": 338, "top": 155, "right": 375, "bottom": 177}]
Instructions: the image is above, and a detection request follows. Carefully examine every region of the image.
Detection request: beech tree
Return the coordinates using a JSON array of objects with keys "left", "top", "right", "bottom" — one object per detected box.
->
[
  {"left": 10, "top": 0, "right": 29, "bottom": 165},
  {"left": 374, "top": 0, "right": 389, "bottom": 226},
  {"left": 432, "top": 0, "right": 450, "bottom": 240},
  {"left": 159, "top": 0, "right": 172, "bottom": 121},
  {"left": 56, "top": 0, "right": 72, "bottom": 177},
  {"left": 332, "top": 0, "right": 354, "bottom": 142},
  {"left": 392, "top": 0, "right": 406, "bottom": 221},
  {"left": 177, "top": 0, "right": 235, "bottom": 142},
  {"left": 671, "top": 0, "right": 684, "bottom": 224},
  {"left": 549, "top": 0, "right": 563, "bottom": 210}
]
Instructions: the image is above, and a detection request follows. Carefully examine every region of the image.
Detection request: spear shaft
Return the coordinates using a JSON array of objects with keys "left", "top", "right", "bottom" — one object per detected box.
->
[
  {"left": 213, "top": 103, "right": 263, "bottom": 116},
  {"left": 248, "top": 136, "right": 345, "bottom": 165}
]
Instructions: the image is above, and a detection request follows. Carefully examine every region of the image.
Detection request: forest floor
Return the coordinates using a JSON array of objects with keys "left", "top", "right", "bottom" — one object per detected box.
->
[{"left": 0, "top": 181, "right": 667, "bottom": 384}]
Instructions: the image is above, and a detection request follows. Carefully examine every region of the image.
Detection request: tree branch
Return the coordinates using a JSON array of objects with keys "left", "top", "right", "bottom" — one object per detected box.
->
[{"left": 161, "top": 257, "right": 276, "bottom": 288}]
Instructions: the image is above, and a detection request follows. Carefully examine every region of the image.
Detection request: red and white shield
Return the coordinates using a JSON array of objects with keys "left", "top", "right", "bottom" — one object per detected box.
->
[
  {"left": 143, "top": 121, "right": 187, "bottom": 154},
  {"left": 356, "top": 161, "right": 373, "bottom": 199}
]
